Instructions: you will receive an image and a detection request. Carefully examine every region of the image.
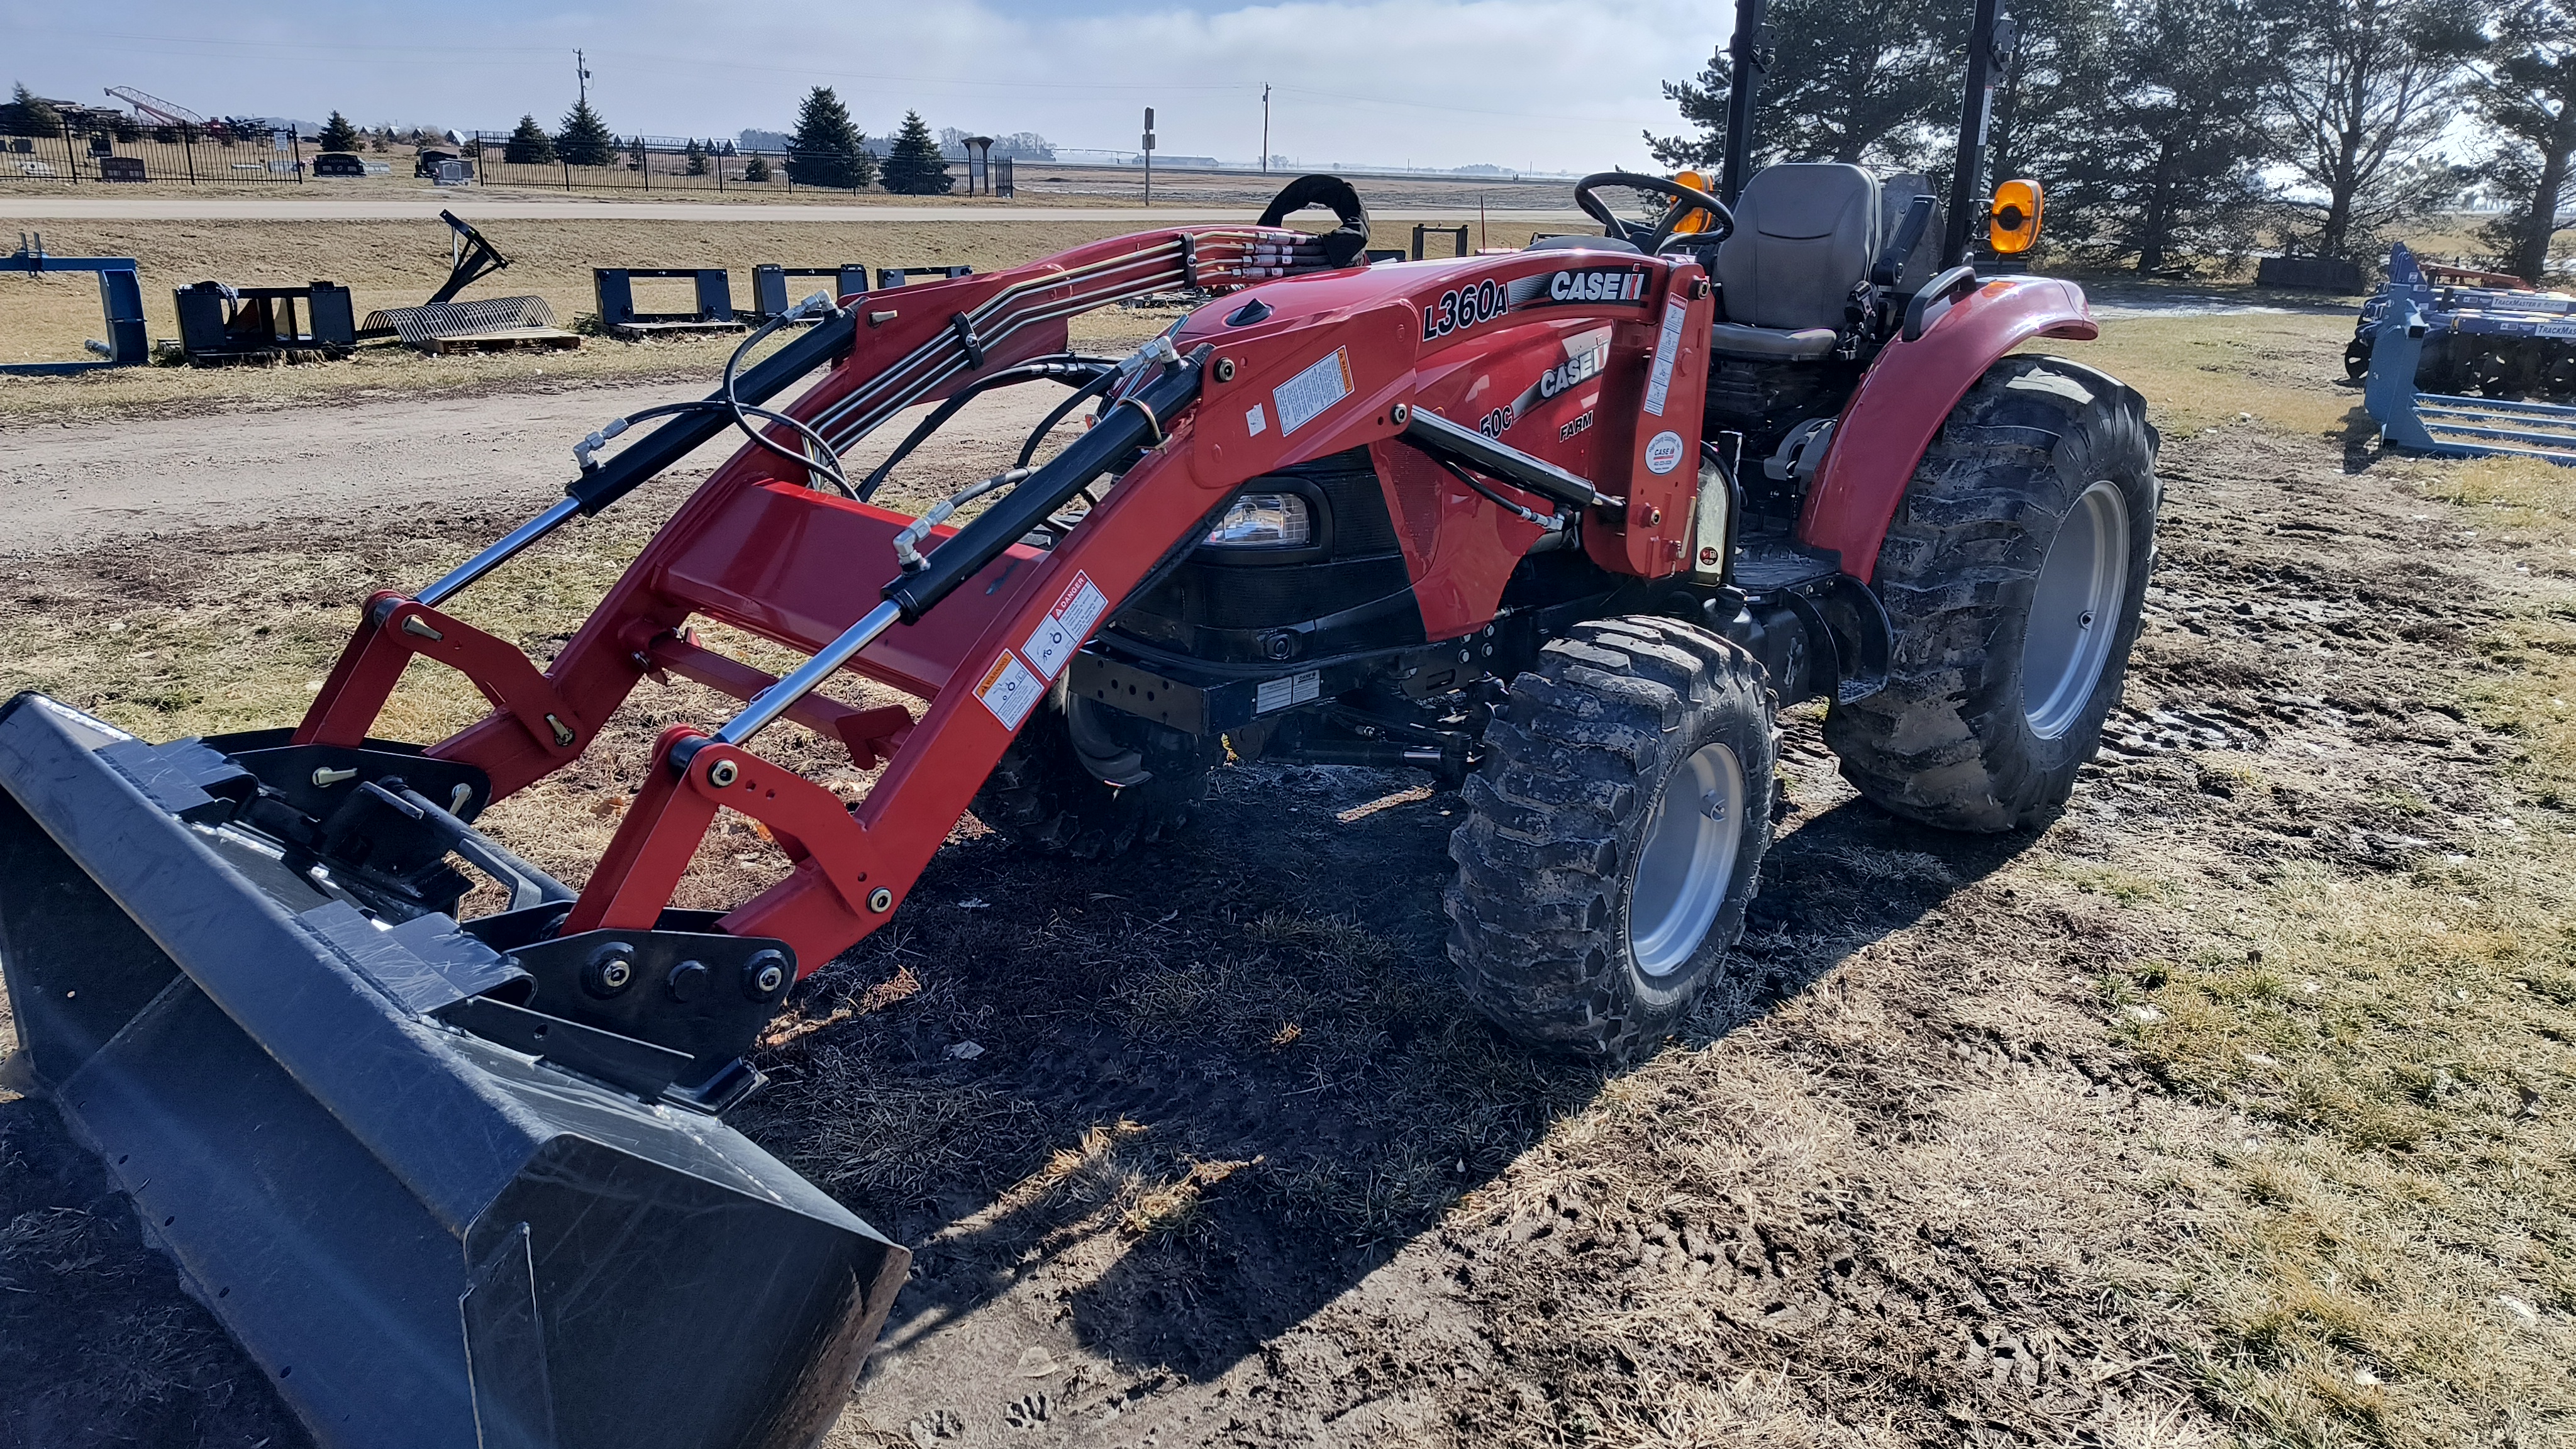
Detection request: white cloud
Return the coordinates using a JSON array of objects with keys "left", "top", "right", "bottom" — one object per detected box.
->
[{"left": 9, "top": 0, "right": 1731, "bottom": 172}]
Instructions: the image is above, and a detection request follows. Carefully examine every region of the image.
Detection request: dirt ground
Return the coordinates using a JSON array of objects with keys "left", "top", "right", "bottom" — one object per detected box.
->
[{"left": 1, "top": 298, "right": 2572, "bottom": 1447}]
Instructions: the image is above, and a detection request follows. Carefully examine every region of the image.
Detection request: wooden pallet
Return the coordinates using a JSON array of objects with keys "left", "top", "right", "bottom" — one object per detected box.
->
[
  {"left": 607, "top": 319, "right": 751, "bottom": 342},
  {"left": 419, "top": 327, "right": 585, "bottom": 355}
]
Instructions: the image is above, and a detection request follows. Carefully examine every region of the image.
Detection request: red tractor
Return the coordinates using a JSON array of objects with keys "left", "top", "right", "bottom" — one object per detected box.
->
[{"left": 0, "top": 12, "right": 2151, "bottom": 1444}]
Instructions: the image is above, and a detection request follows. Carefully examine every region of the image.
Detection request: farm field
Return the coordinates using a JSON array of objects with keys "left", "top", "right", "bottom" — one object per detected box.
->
[{"left": 1, "top": 227, "right": 2572, "bottom": 1449}]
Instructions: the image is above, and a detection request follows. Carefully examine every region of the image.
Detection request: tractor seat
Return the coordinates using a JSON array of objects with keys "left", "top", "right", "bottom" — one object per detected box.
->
[{"left": 1709, "top": 163, "right": 1880, "bottom": 361}]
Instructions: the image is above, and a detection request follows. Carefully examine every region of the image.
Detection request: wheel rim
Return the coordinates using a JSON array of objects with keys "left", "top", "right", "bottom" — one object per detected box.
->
[
  {"left": 1627, "top": 741, "right": 1747, "bottom": 978},
  {"left": 2021, "top": 479, "right": 2131, "bottom": 740}
]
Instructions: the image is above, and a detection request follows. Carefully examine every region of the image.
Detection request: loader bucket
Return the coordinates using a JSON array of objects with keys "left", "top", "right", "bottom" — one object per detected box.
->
[{"left": 0, "top": 693, "right": 908, "bottom": 1449}]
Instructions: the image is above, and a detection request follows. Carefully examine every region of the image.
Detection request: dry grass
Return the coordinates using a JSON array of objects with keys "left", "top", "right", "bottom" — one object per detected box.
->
[{"left": 0, "top": 213, "right": 1485, "bottom": 420}]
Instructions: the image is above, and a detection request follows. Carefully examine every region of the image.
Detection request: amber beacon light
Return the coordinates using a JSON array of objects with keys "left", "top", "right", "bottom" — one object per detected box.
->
[{"left": 1989, "top": 179, "right": 2043, "bottom": 255}]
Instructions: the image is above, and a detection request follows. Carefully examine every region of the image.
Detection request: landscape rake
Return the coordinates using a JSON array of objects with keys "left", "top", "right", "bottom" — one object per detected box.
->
[{"left": 2, "top": 34, "right": 2158, "bottom": 1437}]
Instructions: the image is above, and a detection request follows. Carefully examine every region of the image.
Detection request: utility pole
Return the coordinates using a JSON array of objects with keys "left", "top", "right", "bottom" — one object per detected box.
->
[
  {"left": 574, "top": 49, "right": 592, "bottom": 108},
  {"left": 1260, "top": 84, "right": 1270, "bottom": 174}
]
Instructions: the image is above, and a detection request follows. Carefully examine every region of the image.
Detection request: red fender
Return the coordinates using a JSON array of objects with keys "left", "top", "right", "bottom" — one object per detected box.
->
[{"left": 1795, "top": 277, "right": 2098, "bottom": 584}]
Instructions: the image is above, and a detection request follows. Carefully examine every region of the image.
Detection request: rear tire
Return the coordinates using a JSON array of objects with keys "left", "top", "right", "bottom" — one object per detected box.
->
[
  {"left": 1446, "top": 618, "right": 1779, "bottom": 1062},
  {"left": 1824, "top": 355, "right": 2158, "bottom": 831},
  {"left": 970, "top": 682, "right": 1211, "bottom": 858}
]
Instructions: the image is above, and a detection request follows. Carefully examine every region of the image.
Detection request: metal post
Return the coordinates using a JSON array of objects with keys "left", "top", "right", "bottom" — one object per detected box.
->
[
  {"left": 1718, "top": 0, "right": 1768, "bottom": 206},
  {"left": 1261, "top": 84, "right": 1270, "bottom": 174},
  {"left": 1142, "top": 107, "right": 1154, "bottom": 204},
  {"left": 1942, "top": 0, "right": 2009, "bottom": 269}
]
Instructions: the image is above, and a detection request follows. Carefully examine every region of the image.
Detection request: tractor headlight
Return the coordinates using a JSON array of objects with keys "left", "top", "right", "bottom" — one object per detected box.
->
[{"left": 1204, "top": 492, "right": 1313, "bottom": 548}]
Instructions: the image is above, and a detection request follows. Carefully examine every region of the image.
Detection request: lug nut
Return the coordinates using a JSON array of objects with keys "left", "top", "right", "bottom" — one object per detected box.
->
[{"left": 708, "top": 758, "right": 740, "bottom": 787}]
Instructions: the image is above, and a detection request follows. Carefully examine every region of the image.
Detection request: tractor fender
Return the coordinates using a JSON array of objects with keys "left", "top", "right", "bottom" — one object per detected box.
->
[{"left": 1795, "top": 276, "right": 2097, "bottom": 584}]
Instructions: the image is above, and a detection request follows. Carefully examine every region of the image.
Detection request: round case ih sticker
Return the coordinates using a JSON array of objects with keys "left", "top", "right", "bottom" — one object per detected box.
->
[{"left": 1645, "top": 430, "right": 1686, "bottom": 475}]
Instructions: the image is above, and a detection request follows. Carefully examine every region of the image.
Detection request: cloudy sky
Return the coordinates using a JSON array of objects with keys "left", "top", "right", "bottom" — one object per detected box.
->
[{"left": 7, "top": 0, "right": 1729, "bottom": 173}]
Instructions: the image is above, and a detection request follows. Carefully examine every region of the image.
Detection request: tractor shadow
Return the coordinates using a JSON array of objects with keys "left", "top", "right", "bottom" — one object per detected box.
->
[{"left": 745, "top": 749, "right": 2040, "bottom": 1388}]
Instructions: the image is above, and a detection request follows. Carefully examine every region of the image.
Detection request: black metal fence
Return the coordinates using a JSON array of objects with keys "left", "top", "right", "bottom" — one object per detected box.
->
[{"left": 1, "top": 125, "right": 307, "bottom": 185}]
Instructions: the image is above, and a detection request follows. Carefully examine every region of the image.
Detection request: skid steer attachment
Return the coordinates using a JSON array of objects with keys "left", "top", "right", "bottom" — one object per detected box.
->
[{"left": 0, "top": 695, "right": 906, "bottom": 1449}]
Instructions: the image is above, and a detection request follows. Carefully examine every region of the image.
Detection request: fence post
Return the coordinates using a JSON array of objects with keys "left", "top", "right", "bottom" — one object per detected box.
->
[
  {"left": 563, "top": 158, "right": 571, "bottom": 191},
  {"left": 291, "top": 129, "right": 303, "bottom": 183},
  {"left": 183, "top": 130, "right": 196, "bottom": 186},
  {"left": 62, "top": 122, "right": 77, "bottom": 186}
]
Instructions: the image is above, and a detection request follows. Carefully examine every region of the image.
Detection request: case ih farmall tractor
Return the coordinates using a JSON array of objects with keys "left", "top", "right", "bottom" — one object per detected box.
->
[{"left": 0, "top": 3, "right": 2153, "bottom": 1444}]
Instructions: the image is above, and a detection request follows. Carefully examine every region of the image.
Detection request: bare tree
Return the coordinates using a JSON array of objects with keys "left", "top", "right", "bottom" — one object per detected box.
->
[{"left": 2272, "top": 0, "right": 2486, "bottom": 259}]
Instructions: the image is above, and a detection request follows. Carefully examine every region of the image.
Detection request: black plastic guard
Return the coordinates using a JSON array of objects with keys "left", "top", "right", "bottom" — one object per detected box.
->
[{"left": 0, "top": 693, "right": 908, "bottom": 1449}]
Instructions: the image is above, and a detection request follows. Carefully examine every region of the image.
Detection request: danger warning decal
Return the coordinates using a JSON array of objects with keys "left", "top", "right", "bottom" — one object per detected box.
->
[
  {"left": 974, "top": 650, "right": 1045, "bottom": 730},
  {"left": 1021, "top": 570, "right": 1110, "bottom": 681}
]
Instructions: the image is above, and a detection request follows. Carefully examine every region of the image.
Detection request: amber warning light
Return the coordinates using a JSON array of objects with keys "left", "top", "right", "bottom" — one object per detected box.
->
[{"left": 1989, "top": 179, "right": 2043, "bottom": 255}]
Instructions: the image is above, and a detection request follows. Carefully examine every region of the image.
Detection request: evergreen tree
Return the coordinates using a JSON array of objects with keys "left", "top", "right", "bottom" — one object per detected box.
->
[
  {"left": 881, "top": 109, "right": 953, "bottom": 194},
  {"left": 1645, "top": 0, "right": 1967, "bottom": 171},
  {"left": 685, "top": 138, "right": 709, "bottom": 175},
  {"left": 2052, "top": 0, "right": 2288, "bottom": 273},
  {"left": 744, "top": 155, "right": 772, "bottom": 182},
  {"left": 557, "top": 99, "right": 615, "bottom": 167},
  {"left": 2471, "top": 0, "right": 2575, "bottom": 280},
  {"left": 626, "top": 133, "right": 647, "bottom": 170},
  {"left": 504, "top": 114, "right": 557, "bottom": 165},
  {"left": 2, "top": 82, "right": 61, "bottom": 138},
  {"left": 318, "top": 111, "right": 360, "bottom": 152},
  {"left": 2272, "top": 0, "right": 2486, "bottom": 259},
  {"left": 786, "top": 87, "right": 872, "bottom": 189}
]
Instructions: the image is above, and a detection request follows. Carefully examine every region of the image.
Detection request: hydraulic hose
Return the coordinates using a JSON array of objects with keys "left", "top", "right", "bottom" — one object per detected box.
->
[
  {"left": 880, "top": 343, "right": 1211, "bottom": 623},
  {"left": 857, "top": 356, "right": 1118, "bottom": 501}
]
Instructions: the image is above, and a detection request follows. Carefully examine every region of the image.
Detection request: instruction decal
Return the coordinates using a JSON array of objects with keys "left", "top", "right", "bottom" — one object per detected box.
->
[
  {"left": 1256, "top": 670, "right": 1323, "bottom": 715},
  {"left": 1641, "top": 292, "right": 1690, "bottom": 417},
  {"left": 974, "top": 650, "right": 1045, "bottom": 730},
  {"left": 1274, "top": 347, "right": 1353, "bottom": 434},
  {"left": 1021, "top": 570, "right": 1110, "bottom": 681}
]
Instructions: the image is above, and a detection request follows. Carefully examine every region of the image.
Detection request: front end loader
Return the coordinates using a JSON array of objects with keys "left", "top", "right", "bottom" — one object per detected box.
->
[{"left": 2, "top": 111, "right": 2155, "bottom": 1446}]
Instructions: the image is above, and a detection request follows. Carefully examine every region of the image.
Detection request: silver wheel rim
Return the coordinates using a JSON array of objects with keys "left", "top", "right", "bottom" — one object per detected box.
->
[
  {"left": 1627, "top": 741, "right": 1747, "bottom": 978},
  {"left": 2021, "top": 479, "right": 2130, "bottom": 740}
]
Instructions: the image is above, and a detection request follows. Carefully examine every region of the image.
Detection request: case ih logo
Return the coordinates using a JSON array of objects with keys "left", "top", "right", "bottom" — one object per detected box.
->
[
  {"left": 1505, "top": 267, "right": 1652, "bottom": 311},
  {"left": 1545, "top": 267, "right": 1648, "bottom": 304},
  {"left": 1538, "top": 344, "right": 1608, "bottom": 400}
]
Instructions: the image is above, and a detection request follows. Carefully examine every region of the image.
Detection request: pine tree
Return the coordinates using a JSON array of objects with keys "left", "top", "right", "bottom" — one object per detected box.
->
[
  {"left": 626, "top": 134, "right": 647, "bottom": 171},
  {"left": 504, "top": 114, "right": 556, "bottom": 165},
  {"left": 786, "top": 87, "right": 872, "bottom": 189},
  {"left": 2471, "top": 0, "right": 2576, "bottom": 280},
  {"left": 2, "top": 82, "right": 61, "bottom": 138},
  {"left": 881, "top": 110, "right": 953, "bottom": 195},
  {"left": 1645, "top": 0, "right": 1967, "bottom": 171},
  {"left": 557, "top": 99, "right": 615, "bottom": 168},
  {"left": 685, "top": 138, "right": 709, "bottom": 175},
  {"left": 318, "top": 111, "right": 360, "bottom": 152},
  {"left": 744, "top": 155, "right": 772, "bottom": 182}
]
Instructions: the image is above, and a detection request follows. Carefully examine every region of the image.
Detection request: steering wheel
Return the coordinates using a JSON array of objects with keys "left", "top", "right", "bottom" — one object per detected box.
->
[{"left": 1572, "top": 171, "right": 1732, "bottom": 253}]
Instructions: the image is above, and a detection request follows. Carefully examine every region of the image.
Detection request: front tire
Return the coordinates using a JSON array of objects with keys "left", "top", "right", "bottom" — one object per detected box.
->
[
  {"left": 970, "top": 682, "right": 1212, "bottom": 858},
  {"left": 1824, "top": 355, "right": 2159, "bottom": 831},
  {"left": 1446, "top": 618, "right": 1779, "bottom": 1062}
]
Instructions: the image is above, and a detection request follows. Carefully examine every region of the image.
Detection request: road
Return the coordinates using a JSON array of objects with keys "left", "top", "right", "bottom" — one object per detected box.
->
[
  {"left": 0, "top": 381, "right": 703, "bottom": 556},
  {"left": 0, "top": 194, "right": 1582, "bottom": 225}
]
